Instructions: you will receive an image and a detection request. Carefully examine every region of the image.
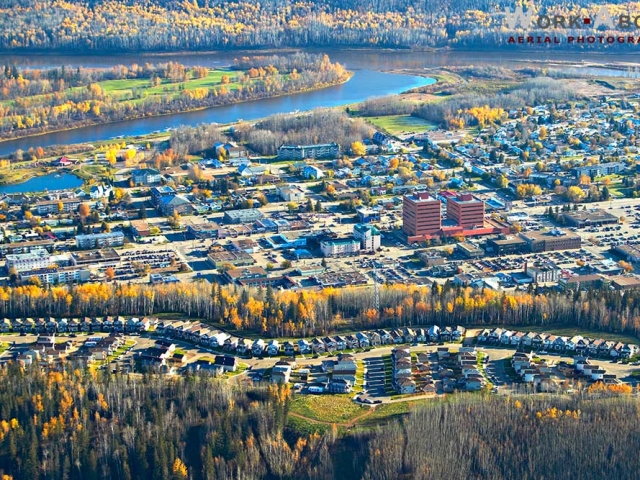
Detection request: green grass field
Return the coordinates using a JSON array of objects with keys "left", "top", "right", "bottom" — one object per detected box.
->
[
  {"left": 289, "top": 394, "right": 366, "bottom": 423},
  {"left": 365, "top": 114, "right": 436, "bottom": 135}
]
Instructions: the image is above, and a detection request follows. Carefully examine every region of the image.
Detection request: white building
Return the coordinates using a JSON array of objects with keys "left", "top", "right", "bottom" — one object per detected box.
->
[
  {"left": 276, "top": 186, "right": 305, "bottom": 202},
  {"left": 20, "top": 266, "right": 91, "bottom": 285},
  {"left": 6, "top": 249, "right": 70, "bottom": 272},
  {"left": 320, "top": 239, "right": 360, "bottom": 257},
  {"left": 353, "top": 224, "right": 381, "bottom": 252},
  {"left": 75, "top": 231, "right": 125, "bottom": 250}
]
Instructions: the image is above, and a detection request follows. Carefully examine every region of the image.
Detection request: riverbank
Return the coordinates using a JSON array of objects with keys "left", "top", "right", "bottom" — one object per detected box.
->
[{"left": 0, "top": 71, "right": 354, "bottom": 146}]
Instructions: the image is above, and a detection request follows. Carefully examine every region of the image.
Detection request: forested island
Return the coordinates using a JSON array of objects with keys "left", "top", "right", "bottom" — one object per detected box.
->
[
  {"left": 0, "top": 54, "right": 350, "bottom": 140},
  {"left": 0, "top": 0, "right": 637, "bottom": 53}
]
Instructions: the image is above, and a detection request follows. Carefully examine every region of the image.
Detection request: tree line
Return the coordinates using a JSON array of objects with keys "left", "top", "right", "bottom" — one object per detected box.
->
[
  {"left": 1, "top": 281, "right": 640, "bottom": 338},
  {"left": 3, "top": 0, "right": 638, "bottom": 52},
  {"left": 231, "top": 109, "right": 373, "bottom": 156}
]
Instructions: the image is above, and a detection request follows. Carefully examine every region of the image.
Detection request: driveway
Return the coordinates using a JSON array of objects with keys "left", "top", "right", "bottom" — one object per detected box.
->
[{"left": 363, "top": 357, "right": 386, "bottom": 396}]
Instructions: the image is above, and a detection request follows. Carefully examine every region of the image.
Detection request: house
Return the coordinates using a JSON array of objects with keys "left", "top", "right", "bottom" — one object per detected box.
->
[
  {"left": 328, "top": 378, "right": 352, "bottom": 393},
  {"left": 252, "top": 339, "right": 265, "bottom": 356},
  {"left": 312, "top": 337, "right": 326, "bottom": 353},
  {"left": 355, "top": 332, "right": 370, "bottom": 348},
  {"left": 345, "top": 335, "right": 359, "bottom": 349},
  {"left": 322, "top": 337, "right": 337, "bottom": 352},
  {"left": 367, "top": 331, "right": 381, "bottom": 347},
  {"left": 213, "top": 355, "right": 239, "bottom": 372},
  {"left": 376, "top": 330, "right": 391, "bottom": 345},
  {"left": 89, "top": 185, "right": 112, "bottom": 199},
  {"left": 271, "top": 365, "right": 292, "bottom": 384},
  {"left": 267, "top": 339, "right": 280, "bottom": 356},
  {"left": 283, "top": 341, "right": 296, "bottom": 356},
  {"left": 428, "top": 325, "right": 440, "bottom": 341},
  {"left": 303, "top": 165, "right": 324, "bottom": 179},
  {"left": 298, "top": 339, "right": 311, "bottom": 354},
  {"left": 403, "top": 327, "right": 415, "bottom": 343},
  {"left": 236, "top": 338, "right": 253, "bottom": 355},
  {"left": 334, "top": 336, "right": 348, "bottom": 351},
  {"left": 397, "top": 378, "right": 417, "bottom": 394}
]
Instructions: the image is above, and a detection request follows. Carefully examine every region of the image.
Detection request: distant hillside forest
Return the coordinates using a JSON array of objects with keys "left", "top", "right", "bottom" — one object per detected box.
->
[
  {"left": 0, "top": 365, "right": 638, "bottom": 480},
  {"left": 1, "top": 281, "right": 640, "bottom": 338},
  {"left": 0, "top": 0, "right": 638, "bottom": 52},
  {"left": 0, "top": 54, "right": 349, "bottom": 140}
]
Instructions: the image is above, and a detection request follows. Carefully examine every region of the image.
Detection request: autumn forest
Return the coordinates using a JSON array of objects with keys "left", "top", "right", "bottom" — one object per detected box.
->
[
  {"left": 0, "top": 365, "right": 639, "bottom": 479},
  {"left": 0, "top": 280, "right": 639, "bottom": 338},
  {"left": 0, "top": 54, "right": 349, "bottom": 140}
]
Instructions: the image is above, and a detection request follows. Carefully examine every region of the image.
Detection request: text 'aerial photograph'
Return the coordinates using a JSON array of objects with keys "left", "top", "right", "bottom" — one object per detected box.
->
[{"left": 1, "top": 1, "right": 640, "bottom": 479}]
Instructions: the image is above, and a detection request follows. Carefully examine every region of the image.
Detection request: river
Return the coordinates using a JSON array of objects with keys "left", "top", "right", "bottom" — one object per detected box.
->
[{"left": 0, "top": 49, "right": 638, "bottom": 156}]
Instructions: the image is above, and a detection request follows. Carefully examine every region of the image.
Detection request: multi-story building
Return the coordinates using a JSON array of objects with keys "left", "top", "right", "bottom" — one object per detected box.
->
[
  {"left": 20, "top": 266, "right": 91, "bottom": 285},
  {"left": 525, "top": 261, "right": 560, "bottom": 283},
  {"left": 131, "top": 168, "right": 163, "bottom": 186},
  {"left": 5, "top": 249, "right": 61, "bottom": 272},
  {"left": 446, "top": 194, "right": 484, "bottom": 228},
  {"left": 353, "top": 224, "right": 381, "bottom": 252},
  {"left": 402, "top": 192, "right": 441, "bottom": 238},
  {"left": 519, "top": 230, "right": 581, "bottom": 252},
  {"left": 75, "top": 231, "right": 125, "bottom": 250},
  {"left": 277, "top": 143, "right": 340, "bottom": 161},
  {"left": 150, "top": 186, "right": 176, "bottom": 208},
  {"left": 320, "top": 239, "right": 360, "bottom": 257},
  {"left": 36, "top": 198, "right": 80, "bottom": 215}
]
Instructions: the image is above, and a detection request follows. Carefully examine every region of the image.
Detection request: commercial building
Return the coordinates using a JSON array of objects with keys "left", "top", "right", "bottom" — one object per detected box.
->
[
  {"left": 277, "top": 186, "right": 305, "bottom": 202},
  {"left": 446, "top": 194, "right": 484, "bottom": 228},
  {"left": 519, "top": 229, "right": 581, "bottom": 253},
  {"left": 563, "top": 209, "right": 619, "bottom": 228},
  {"left": 187, "top": 221, "right": 220, "bottom": 239},
  {"left": 525, "top": 261, "right": 560, "bottom": 283},
  {"left": 613, "top": 244, "right": 640, "bottom": 263},
  {"left": 70, "top": 249, "right": 120, "bottom": 268},
  {"left": 223, "top": 267, "right": 272, "bottom": 286},
  {"left": 75, "top": 231, "right": 125, "bottom": 250},
  {"left": 206, "top": 248, "right": 255, "bottom": 269},
  {"left": 277, "top": 143, "right": 340, "bottom": 161},
  {"left": 353, "top": 224, "right": 381, "bottom": 252},
  {"left": 457, "top": 242, "right": 484, "bottom": 259},
  {"left": 486, "top": 236, "right": 528, "bottom": 255},
  {"left": 320, "top": 239, "right": 360, "bottom": 257},
  {"left": 357, "top": 207, "right": 381, "bottom": 223},
  {"left": 130, "top": 220, "right": 151, "bottom": 237},
  {"left": 223, "top": 208, "right": 264, "bottom": 224},
  {"left": 402, "top": 192, "right": 441, "bottom": 238}
]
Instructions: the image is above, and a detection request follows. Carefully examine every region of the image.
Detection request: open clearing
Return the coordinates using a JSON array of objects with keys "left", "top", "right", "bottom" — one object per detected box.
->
[{"left": 365, "top": 114, "right": 436, "bottom": 136}]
